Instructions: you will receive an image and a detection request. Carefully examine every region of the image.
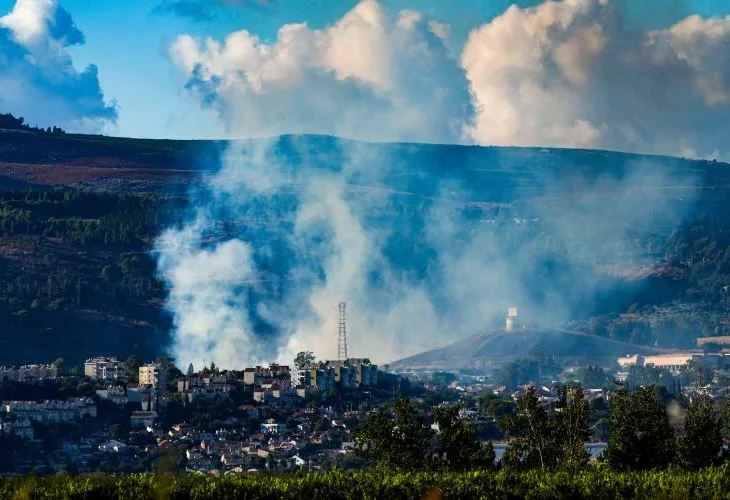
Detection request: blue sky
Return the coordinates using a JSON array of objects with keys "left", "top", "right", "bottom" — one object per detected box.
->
[{"left": 1, "top": 0, "right": 730, "bottom": 141}]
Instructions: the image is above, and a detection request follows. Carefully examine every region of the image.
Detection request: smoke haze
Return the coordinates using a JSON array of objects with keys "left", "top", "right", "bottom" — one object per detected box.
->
[{"left": 155, "top": 0, "right": 717, "bottom": 369}]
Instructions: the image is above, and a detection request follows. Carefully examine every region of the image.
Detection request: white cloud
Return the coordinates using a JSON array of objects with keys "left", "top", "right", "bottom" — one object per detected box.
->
[
  {"left": 170, "top": 0, "right": 730, "bottom": 158},
  {"left": 0, "top": 0, "right": 116, "bottom": 132},
  {"left": 169, "top": 0, "right": 474, "bottom": 144},
  {"left": 463, "top": 0, "right": 730, "bottom": 159}
]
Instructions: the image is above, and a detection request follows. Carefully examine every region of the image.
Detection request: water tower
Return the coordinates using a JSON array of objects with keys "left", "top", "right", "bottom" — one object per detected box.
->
[{"left": 506, "top": 307, "right": 518, "bottom": 331}]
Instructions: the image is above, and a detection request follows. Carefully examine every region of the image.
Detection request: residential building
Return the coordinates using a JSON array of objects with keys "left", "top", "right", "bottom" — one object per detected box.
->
[
  {"left": 697, "top": 336, "right": 730, "bottom": 347},
  {"left": 616, "top": 353, "right": 694, "bottom": 375},
  {"left": 130, "top": 411, "right": 157, "bottom": 430},
  {"left": 0, "top": 364, "right": 58, "bottom": 384},
  {"left": 243, "top": 365, "right": 291, "bottom": 389},
  {"left": 1, "top": 416, "right": 34, "bottom": 440},
  {"left": 96, "top": 385, "right": 127, "bottom": 406},
  {"left": 4, "top": 398, "right": 97, "bottom": 424},
  {"left": 139, "top": 363, "right": 169, "bottom": 392},
  {"left": 84, "top": 357, "right": 124, "bottom": 381},
  {"left": 178, "top": 375, "right": 234, "bottom": 401},
  {"left": 260, "top": 419, "right": 286, "bottom": 435}
]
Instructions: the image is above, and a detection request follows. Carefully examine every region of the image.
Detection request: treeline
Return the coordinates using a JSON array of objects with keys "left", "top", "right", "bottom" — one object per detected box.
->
[
  {"left": 355, "top": 385, "right": 730, "bottom": 473},
  {"left": 0, "top": 113, "right": 64, "bottom": 135},
  {"left": 0, "top": 190, "right": 185, "bottom": 248}
]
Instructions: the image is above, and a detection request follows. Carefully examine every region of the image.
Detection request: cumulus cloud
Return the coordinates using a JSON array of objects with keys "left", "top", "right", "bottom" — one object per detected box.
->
[
  {"left": 169, "top": 0, "right": 475, "bottom": 143},
  {"left": 463, "top": 0, "right": 730, "bottom": 159},
  {"left": 0, "top": 0, "right": 116, "bottom": 132}
]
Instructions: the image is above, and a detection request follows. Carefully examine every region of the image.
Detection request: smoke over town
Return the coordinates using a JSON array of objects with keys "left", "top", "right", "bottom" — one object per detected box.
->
[{"left": 154, "top": 0, "right": 716, "bottom": 369}]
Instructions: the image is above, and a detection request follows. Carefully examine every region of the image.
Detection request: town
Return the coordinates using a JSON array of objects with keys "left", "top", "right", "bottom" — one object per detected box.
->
[{"left": 2, "top": 333, "right": 730, "bottom": 476}]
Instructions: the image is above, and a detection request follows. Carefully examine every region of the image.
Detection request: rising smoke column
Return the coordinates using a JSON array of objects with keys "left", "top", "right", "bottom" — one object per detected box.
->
[{"left": 158, "top": 0, "right": 708, "bottom": 370}]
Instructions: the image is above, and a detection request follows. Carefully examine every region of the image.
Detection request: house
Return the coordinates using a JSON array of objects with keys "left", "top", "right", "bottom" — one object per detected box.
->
[
  {"left": 139, "top": 363, "right": 169, "bottom": 393},
  {"left": 99, "top": 440, "right": 127, "bottom": 453},
  {"left": 260, "top": 419, "right": 285, "bottom": 435},
  {"left": 172, "top": 422, "right": 192, "bottom": 434},
  {"left": 243, "top": 365, "right": 292, "bottom": 389},
  {"left": 1, "top": 417, "right": 34, "bottom": 440},
  {"left": 221, "top": 454, "right": 252, "bottom": 468},
  {"left": 0, "top": 364, "right": 58, "bottom": 384},
  {"left": 96, "top": 385, "right": 127, "bottom": 406},
  {"left": 84, "top": 357, "right": 124, "bottom": 381},
  {"left": 273, "top": 440, "right": 298, "bottom": 457},
  {"left": 4, "top": 398, "right": 97, "bottom": 424},
  {"left": 130, "top": 411, "right": 157, "bottom": 430}
]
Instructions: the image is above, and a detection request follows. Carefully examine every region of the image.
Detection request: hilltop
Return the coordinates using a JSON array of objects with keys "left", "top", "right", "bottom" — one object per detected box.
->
[{"left": 388, "top": 327, "right": 669, "bottom": 372}]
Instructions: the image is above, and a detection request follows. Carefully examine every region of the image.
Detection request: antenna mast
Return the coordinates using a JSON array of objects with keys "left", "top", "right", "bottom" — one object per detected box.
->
[{"left": 337, "top": 301, "right": 348, "bottom": 360}]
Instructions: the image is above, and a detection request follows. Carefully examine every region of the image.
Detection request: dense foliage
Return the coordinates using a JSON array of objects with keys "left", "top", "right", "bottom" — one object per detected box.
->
[
  {"left": 0, "top": 113, "right": 64, "bottom": 135},
  {"left": 0, "top": 189, "right": 186, "bottom": 365},
  {"left": 6, "top": 467, "right": 730, "bottom": 499}
]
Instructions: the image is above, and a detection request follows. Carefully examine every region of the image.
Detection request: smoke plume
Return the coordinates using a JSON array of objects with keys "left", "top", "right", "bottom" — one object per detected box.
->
[{"left": 157, "top": 0, "right": 710, "bottom": 370}]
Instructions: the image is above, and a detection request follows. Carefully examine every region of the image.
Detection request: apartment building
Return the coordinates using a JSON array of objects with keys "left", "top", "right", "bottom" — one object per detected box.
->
[{"left": 84, "top": 357, "right": 124, "bottom": 381}]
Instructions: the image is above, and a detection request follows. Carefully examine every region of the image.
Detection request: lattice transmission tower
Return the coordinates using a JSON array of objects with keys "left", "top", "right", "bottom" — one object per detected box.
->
[{"left": 337, "top": 301, "right": 348, "bottom": 360}]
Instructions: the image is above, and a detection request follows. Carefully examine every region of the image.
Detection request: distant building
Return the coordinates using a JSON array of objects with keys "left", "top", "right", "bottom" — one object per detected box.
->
[
  {"left": 0, "top": 364, "right": 58, "bottom": 384},
  {"left": 243, "top": 365, "right": 291, "bottom": 389},
  {"left": 130, "top": 411, "right": 157, "bottom": 430},
  {"left": 139, "top": 363, "right": 169, "bottom": 392},
  {"left": 260, "top": 419, "right": 286, "bottom": 435},
  {"left": 697, "top": 336, "right": 730, "bottom": 348},
  {"left": 96, "top": 385, "right": 127, "bottom": 406},
  {"left": 178, "top": 375, "right": 233, "bottom": 401},
  {"left": 4, "top": 398, "right": 97, "bottom": 424},
  {"left": 84, "top": 357, "right": 124, "bottom": 382},
  {"left": 302, "top": 359, "right": 378, "bottom": 391},
  {"left": 617, "top": 353, "right": 694, "bottom": 375},
  {"left": 506, "top": 307, "right": 518, "bottom": 331},
  {"left": 1, "top": 416, "right": 34, "bottom": 440}
]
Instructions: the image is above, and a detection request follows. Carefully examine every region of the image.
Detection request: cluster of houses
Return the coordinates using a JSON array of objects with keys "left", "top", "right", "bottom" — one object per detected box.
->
[
  {"left": 0, "top": 397, "right": 97, "bottom": 440},
  {"left": 0, "top": 364, "right": 58, "bottom": 384},
  {"left": 0, "top": 354, "right": 382, "bottom": 475}
]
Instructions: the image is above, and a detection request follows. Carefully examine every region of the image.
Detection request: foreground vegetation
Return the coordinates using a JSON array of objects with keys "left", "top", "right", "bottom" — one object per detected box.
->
[{"left": 4, "top": 467, "right": 730, "bottom": 499}]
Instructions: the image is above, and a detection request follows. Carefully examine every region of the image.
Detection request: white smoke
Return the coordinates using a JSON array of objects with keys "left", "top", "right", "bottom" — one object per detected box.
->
[{"left": 158, "top": 0, "right": 716, "bottom": 369}]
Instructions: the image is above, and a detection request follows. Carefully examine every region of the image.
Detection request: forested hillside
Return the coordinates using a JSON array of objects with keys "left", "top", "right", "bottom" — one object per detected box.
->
[
  {"left": 0, "top": 190, "right": 186, "bottom": 364},
  {"left": 1, "top": 122, "right": 730, "bottom": 365}
]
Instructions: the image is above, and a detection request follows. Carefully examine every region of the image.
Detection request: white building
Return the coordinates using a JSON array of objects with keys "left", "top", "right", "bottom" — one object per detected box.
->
[
  {"left": 84, "top": 357, "right": 124, "bottom": 381},
  {"left": 260, "top": 419, "right": 286, "bottom": 435},
  {"left": 0, "top": 364, "right": 58, "bottom": 384},
  {"left": 4, "top": 398, "right": 97, "bottom": 424}
]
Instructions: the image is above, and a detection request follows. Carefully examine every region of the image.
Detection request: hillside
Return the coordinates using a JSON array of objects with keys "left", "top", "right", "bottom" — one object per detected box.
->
[
  {"left": 388, "top": 327, "right": 668, "bottom": 371},
  {"left": 0, "top": 128, "right": 730, "bottom": 366}
]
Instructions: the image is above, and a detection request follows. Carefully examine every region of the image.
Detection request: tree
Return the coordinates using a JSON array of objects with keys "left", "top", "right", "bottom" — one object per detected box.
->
[
  {"left": 294, "top": 351, "right": 316, "bottom": 370},
  {"left": 554, "top": 385, "right": 591, "bottom": 470},
  {"left": 500, "top": 386, "right": 558, "bottom": 470},
  {"left": 679, "top": 397, "right": 722, "bottom": 469},
  {"left": 125, "top": 355, "right": 142, "bottom": 383},
  {"left": 501, "top": 385, "right": 590, "bottom": 471},
  {"left": 355, "top": 397, "right": 433, "bottom": 471},
  {"left": 432, "top": 405, "right": 495, "bottom": 470},
  {"left": 604, "top": 386, "right": 676, "bottom": 471}
]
